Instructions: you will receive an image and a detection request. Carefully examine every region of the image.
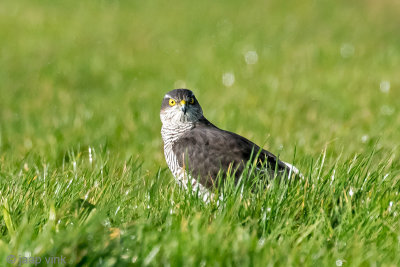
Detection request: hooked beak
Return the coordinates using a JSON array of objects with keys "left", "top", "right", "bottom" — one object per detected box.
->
[{"left": 180, "top": 100, "right": 187, "bottom": 114}]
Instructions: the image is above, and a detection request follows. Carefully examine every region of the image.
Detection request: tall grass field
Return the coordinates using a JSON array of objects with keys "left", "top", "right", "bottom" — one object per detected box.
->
[{"left": 1, "top": 0, "right": 399, "bottom": 266}]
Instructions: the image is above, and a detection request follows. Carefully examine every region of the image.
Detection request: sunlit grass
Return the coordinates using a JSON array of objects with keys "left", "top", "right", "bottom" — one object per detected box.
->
[
  {"left": 1, "top": 147, "right": 399, "bottom": 265},
  {"left": 0, "top": 0, "right": 399, "bottom": 265}
]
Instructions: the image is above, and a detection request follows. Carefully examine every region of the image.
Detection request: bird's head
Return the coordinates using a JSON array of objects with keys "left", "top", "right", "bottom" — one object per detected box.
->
[{"left": 160, "top": 89, "right": 203, "bottom": 126}]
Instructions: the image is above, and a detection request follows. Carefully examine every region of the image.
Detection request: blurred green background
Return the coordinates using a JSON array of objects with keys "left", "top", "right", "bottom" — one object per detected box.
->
[
  {"left": 1, "top": 0, "right": 399, "bottom": 169},
  {"left": 1, "top": 0, "right": 400, "bottom": 266}
]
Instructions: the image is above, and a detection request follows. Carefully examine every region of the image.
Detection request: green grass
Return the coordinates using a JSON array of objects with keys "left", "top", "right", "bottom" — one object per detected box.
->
[{"left": 1, "top": 0, "right": 400, "bottom": 266}]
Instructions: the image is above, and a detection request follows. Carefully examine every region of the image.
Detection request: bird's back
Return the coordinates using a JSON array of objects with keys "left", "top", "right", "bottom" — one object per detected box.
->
[{"left": 172, "top": 117, "right": 291, "bottom": 189}]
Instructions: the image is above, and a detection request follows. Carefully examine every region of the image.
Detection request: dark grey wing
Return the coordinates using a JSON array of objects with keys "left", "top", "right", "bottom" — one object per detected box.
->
[{"left": 172, "top": 120, "right": 291, "bottom": 189}]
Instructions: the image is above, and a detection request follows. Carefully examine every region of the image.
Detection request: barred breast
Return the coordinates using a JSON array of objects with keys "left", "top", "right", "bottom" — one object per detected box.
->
[{"left": 161, "top": 124, "right": 212, "bottom": 201}]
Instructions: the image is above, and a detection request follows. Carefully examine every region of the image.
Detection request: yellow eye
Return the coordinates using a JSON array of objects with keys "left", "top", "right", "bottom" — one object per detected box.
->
[
  {"left": 169, "top": 99, "right": 176, "bottom": 106},
  {"left": 189, "top": 98, "right": 195, "bottom": 104}
]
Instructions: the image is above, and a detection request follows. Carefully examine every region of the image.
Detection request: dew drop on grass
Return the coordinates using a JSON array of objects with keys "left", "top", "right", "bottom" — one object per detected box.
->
[
  {"left": 222, "top": 72, "right": 235, "bottom": 87},
  {"left": 349, "top": 188, "right": 354, "bottom": 197},
  {"left": 336, "top": 259, "right": 343, "bottom": 266},
  {"left": 244, "top": 50, "right": 258, "bottom": 65},
  {"left": 380, "top": 80, "right": 390, "bottom": 93},
  {"left": 361, "top": 135, "right": 369, "bottom": 143},
  {"left": 340, "top": 43, "right": 354, "bottom": 58}
]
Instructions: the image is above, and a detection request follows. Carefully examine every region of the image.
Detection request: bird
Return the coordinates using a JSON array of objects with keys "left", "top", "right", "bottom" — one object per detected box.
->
[{"left": 160, "top": 89, "right": 300, "bottom": 199}]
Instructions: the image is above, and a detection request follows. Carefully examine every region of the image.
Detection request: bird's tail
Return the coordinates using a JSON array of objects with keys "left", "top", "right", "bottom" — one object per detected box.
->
[{"left": 283, "top": 161, "right": 304, "bottom": 179}]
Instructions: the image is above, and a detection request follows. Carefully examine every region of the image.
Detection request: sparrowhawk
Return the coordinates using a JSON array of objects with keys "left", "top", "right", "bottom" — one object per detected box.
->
[{"left": 160, "top": 89, "right": 299, "bottom": 199}]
